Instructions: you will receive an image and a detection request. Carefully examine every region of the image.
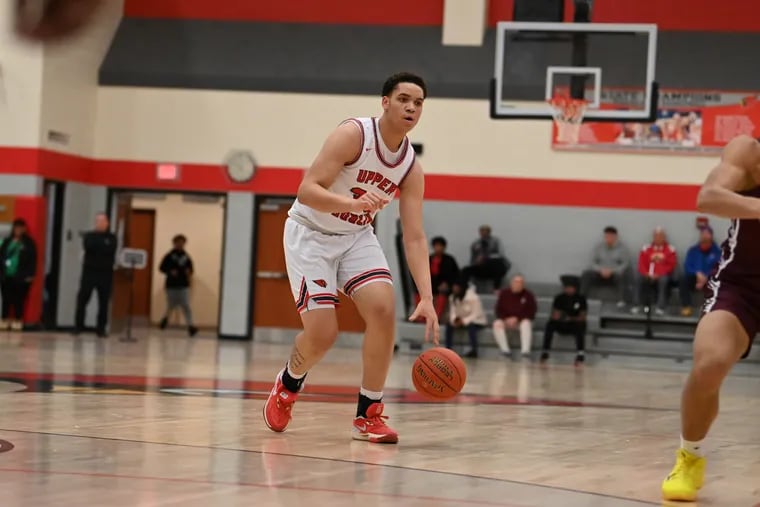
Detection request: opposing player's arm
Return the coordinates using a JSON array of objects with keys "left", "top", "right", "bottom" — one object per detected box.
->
[
  {"left": 297, "top": 122, "right": 385, "bottom": 214},
  {"left": 697, "top": 135, "right": 760, "bottom": 218},
  {"left": 399, "top": 161, "right": 432, "bottom": 301}
]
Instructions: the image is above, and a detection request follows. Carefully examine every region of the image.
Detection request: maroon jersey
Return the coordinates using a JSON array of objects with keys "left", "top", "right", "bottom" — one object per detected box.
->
[
  {"left": 703, "top": 186, "right": 760, "bottom": 358},
  {"left": 711, "top": 187, "right": 760, "bottom": 283}
]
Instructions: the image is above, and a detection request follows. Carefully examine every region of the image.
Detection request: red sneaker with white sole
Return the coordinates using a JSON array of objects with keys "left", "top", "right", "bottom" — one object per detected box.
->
[
  {"left": 263, "top": 371, "right": 298, "bottom": 432},
  {"left": 352, "top": 402, "right": 398, "bottom": 444}
]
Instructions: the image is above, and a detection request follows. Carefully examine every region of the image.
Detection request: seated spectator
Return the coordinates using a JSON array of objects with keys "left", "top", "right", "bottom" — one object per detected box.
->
[
  {"left": 462, "top": 225, "right": 511, "bottom": 290},
  {"left": 679, "top": 226, "right": 720, "bottom": 316},
  {"left": 445, "top": 279, "right": 487, "bottom": 358},
  {"left": 631, "top": 227, "right": 677, "bottom": 316},
  {"left": 580, "top": 226, "right": 630, "bottom": 307},
  {"left": 415, "top": 236, "right": 459, "bottom": 322},
  {"left": 540, "top": 275, "right": 587, "bottom": 366},
  {"left": 492, "top": 274, "right": 537, "bottom": 360}
]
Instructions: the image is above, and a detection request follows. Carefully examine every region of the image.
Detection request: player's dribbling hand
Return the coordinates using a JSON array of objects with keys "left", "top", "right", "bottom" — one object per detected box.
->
[
  {"left": 408, "top": 299, "right": 440, "bottom": 345},
  {"left": 351, "top": 192, "right": 389, "bottom": 214}
]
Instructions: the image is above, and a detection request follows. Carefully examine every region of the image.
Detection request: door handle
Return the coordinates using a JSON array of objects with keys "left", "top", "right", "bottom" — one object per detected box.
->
[{"left": 257, "top": 271, "right": 288, "bottom": 279}]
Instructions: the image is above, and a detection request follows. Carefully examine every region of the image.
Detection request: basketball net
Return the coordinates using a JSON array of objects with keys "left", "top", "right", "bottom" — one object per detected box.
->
[{"left": 548, "top": 96, "right": 587, "bottom": 145}]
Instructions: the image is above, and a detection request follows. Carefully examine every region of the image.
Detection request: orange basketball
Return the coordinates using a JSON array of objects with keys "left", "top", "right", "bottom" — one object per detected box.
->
[{"left": 411, "top": 347, "right": 466, "bottom": 400}]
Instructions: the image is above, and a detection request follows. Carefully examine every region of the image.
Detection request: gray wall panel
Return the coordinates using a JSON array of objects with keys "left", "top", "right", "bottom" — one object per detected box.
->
[
  {"left": 100, "top": 19, "right": 760, "bottom": 97},
  {"left": 378, "top": 200, "right": 730, "bottom": 286},
  {"left": 219, "top": 192, "right": 253, "bottom": 338},
  {"left": 0, "top": 175, "right": 42, "bottom": 196}
]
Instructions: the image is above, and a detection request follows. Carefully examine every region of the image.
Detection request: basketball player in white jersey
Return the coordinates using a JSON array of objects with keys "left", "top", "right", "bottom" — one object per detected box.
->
[{"left": 263, "top": 73, "right": 439, "bottom": 444}]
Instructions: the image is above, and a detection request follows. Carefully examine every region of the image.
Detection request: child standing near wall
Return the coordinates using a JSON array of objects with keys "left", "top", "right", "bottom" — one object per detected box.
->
[{"left": 158, "top": 234, "right": 198, "bottom": 337}]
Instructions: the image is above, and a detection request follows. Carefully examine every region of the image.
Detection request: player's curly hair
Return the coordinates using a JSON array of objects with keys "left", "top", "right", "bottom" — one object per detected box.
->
[{"left": 382, "top": 72, "right": 427, "bottom": 98}]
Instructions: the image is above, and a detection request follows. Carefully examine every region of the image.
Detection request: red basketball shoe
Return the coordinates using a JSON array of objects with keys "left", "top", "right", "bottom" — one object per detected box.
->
[
  {"left": 263, "top": 371, "right": 298, "bottom": 432},
  {"left": 352, "top": 403, "right": 398, "bottom": 444}
]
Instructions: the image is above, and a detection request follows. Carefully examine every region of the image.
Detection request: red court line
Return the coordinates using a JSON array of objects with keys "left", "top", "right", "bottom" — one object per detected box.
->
[{"left": 0, "top": 467, "right": 525, "bottom": 507}]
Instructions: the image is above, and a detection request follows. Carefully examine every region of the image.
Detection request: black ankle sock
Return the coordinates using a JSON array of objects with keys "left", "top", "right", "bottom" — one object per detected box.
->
[
  {"left": 356, "top": 393, "right": 380, "bottom": 418},
  {"left": 281, "top": 364, "right": 306, "bottom": 393}
]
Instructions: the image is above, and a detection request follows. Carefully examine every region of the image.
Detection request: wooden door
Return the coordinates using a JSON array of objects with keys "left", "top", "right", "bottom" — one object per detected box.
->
[
  {"left": 127, "top": 209, "right": 155, "bottom": 317},
  {"left": 252, "top": 198, "right": 365, "bottom": 332}
]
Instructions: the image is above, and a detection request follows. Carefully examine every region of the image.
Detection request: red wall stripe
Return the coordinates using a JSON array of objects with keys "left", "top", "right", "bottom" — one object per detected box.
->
[
  {"left": 487, "top": 0, "right": 514, "bottom": 27},
  {"left": 124, "top": 0, "right": 444, "bottom": 26},
  {"left": 591, "top": 0, "right": 759, "bottom": 31},
  {"left": 124, "top": 0, "right": 758, "bottom": 31},
  {"left": 0, "top": 147, "right": 700, "bottom": 212}
]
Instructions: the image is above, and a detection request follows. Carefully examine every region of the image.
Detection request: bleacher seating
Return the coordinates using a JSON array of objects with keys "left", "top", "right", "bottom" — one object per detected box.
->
[
  {"left": 398, "top": 286, "right": 603, "bottom": 354},
  {"left": 396, "top": 281, "right": 760, "bottom": 362}
]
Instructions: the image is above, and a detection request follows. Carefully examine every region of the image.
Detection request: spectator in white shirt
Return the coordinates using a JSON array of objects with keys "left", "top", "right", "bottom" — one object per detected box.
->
[{"left": 446, "top": 279, "right": 487, "bottom": 358}]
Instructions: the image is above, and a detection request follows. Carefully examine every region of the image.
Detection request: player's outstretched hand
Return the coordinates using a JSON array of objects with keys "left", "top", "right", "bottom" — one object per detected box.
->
[
  {"left": 408, "top": 299, "right": 440, "bottom": 345},
  {"left": 351, "top": 192, "right": 389, "bottom": 214}
]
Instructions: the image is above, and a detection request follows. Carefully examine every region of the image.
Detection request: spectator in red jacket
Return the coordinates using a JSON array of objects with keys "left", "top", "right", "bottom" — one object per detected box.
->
[
  {"left": 492, "top": 274, "right": 537, "bottom": 359},
  {"left": 631, "top": 227, "right": 677, "bottom": 315}
]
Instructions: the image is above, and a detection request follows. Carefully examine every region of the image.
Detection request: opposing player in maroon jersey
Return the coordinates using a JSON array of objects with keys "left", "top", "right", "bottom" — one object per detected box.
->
[{"left": 663, "top": 134, "right": 760, "bottom": 501}]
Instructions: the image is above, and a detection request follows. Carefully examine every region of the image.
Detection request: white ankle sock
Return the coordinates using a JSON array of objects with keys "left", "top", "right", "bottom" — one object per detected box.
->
[
  {"left": 359, "top": 386, "right": 383, "bottom": 400},
  {"left": 681, "top": 436, "right": 704, "bottom": 457},
  {"left": 286, "top": 362, "right": 306, "bottom": 380}
]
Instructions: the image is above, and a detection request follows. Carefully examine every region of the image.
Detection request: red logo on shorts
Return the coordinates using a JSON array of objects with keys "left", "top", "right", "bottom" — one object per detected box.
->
[{"left": 313, "top": 279, "right": 327, "bottom": 288}]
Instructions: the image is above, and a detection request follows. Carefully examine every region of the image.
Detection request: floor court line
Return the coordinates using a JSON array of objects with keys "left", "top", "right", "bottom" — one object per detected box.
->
[
  {"left": 0, "top": 467, "right": 529, "bottom": 507},
  {"left": 0, "top": 428, "right": 659, "bottom": 505}
]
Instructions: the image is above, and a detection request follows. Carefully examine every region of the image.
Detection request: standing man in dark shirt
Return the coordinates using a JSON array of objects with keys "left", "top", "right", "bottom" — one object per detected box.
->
[
  {"left": 540, "top": 275, "right": 588, "bottom": 366},
  {"left": 74, "top": 213, "right": 117, "bottom": 337},
  {"left": 158, "top": 234, "right": 198, "bottom": 337}
]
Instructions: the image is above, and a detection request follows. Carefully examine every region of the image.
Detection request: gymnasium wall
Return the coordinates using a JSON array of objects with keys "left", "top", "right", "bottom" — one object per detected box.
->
[
  {"left": 419, "top": 201, "right": 729, "bottom": 285},
  {"left": 0, "top": 1, "right": 44, "bottom": 148},
  {"left": 123, "top": 0, "right": 760, "bottom": 32},
  {"left": 131, "top": 194, "right": 224, "bottom": 327},
  {"left": 94, "top": 88, "right": 710, "bottom": 186},
  {"left": 39, "top": 0, "right": 123, "bottom": 157},
  {"left": 100, "top": 21, "right": 760, "bottom": 96}
]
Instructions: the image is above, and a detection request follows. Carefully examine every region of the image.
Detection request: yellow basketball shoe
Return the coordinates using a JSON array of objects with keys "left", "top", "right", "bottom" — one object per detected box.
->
[{"left": 661, "top": 448, "right": 706, "bottom": 501}]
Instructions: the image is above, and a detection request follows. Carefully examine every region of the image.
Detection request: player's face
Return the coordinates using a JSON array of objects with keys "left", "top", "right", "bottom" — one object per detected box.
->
[
  {"left": 383, "top": 82, "right": 425, "bottom": 131},
  {"left": 653, "top": 230, "right": 666, "bottom": 245}
]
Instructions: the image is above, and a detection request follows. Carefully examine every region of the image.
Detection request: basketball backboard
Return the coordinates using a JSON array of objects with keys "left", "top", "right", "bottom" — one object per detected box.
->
[{"left": 491, "top": 22, "right": 658, "bottom": 122}]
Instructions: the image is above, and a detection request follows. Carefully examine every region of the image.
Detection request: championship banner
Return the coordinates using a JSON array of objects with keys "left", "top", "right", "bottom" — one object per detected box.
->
[{"left": 552, "top": 90, "right": 760, "bottom": 154}]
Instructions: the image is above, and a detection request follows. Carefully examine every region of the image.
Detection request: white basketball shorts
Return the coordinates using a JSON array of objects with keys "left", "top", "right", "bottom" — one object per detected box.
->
[{"left": 284, "top": 218, "right": 392, "bottom": 313}]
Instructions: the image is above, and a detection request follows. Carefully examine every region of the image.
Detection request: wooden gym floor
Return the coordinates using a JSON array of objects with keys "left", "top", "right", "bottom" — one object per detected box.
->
[{"left": 0, "top": 331, "right": 758, "bottom": 506}]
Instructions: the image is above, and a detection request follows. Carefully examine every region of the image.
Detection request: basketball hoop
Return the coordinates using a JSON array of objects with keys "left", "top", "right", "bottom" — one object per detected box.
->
[{"left": 549, "top": 96, "right": 587, "bottom": 145}]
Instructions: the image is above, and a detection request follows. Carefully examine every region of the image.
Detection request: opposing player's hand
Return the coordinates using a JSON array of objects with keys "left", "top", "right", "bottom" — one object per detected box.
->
[
  {"left": 408, "top": 299, "right": 440, "bottom": 345},
  {"left": 351, "top": 192, "right": 389, "bottom": 214}
]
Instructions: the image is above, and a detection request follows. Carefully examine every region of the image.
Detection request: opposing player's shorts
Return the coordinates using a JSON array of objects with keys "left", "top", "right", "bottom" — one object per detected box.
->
[
  {"left": 284, "top": 218, "right": 392, "bottom": 313},
  {"left": 702, "top": 277, "right": 759, "bottom": 358}
]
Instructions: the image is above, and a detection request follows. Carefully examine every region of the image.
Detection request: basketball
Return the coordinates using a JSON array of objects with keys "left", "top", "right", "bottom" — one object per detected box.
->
[
  {"left": 411, "top": 347, "right": 466, "bottom": 400},
  {"left": 15, "top": 0, "right": 103, "bottom": 41}
]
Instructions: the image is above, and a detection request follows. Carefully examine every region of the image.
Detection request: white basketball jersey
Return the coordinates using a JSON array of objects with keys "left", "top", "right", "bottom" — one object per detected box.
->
[{"left": 289, "top": 117, "right": 416, "bottom": 234}]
